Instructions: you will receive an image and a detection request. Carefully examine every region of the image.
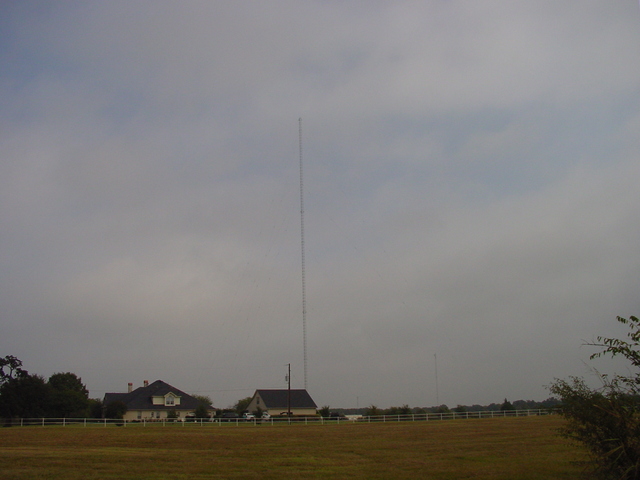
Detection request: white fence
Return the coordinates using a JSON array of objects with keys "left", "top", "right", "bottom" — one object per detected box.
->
[{"left": 4, "top": 409, "right": 554, "bottom": 427}]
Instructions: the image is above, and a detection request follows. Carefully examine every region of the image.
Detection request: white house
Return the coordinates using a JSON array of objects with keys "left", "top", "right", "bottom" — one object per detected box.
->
[{"left": 103, "top": 380, "right": 213, "bottom": 421}]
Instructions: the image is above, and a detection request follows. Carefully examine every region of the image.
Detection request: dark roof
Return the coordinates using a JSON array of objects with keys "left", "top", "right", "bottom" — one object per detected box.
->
[
  {"left": 103, "top": 380, "right": 209, "bottom": 410},
  {"left": 255, "top": 389, "right": 317, "bottom": 409},
  {"left": 103, "top": 392, "right": 128, "bottom": 405}
]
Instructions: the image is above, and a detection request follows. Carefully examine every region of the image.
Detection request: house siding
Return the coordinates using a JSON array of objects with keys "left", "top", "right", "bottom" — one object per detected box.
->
[
  {"left": 104, "top": 380, "right": 213, "bottom": 420},
  {"left": 246, "top": 389, "right": 317, "bottom": 416},
  {"left": 121, "top": 409, "right": 193, "bottom": 421}
]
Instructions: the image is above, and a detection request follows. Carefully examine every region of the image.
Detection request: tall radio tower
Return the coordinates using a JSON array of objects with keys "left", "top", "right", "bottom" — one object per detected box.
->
[{"left": 298, "top": 118, "right": 308, "bottom": 390}]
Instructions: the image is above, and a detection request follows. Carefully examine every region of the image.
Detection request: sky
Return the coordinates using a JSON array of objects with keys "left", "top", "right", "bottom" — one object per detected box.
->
[{"left": 1, "top": 1, "right": 640, "bottom": 410}]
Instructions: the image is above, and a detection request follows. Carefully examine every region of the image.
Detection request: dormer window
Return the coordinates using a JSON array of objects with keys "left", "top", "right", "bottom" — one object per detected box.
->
[{"left": 165, "top": 395, "right": 175, "bottom": 406}]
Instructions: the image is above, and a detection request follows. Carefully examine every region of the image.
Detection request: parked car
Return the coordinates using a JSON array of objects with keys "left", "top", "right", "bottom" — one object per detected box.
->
[
  {"left": 220, "top": 412, "right": 239, "bottom": 422},
  {"left": 329, "top": 413, "right": 347, "bottom": 421},
  {"left": 242, "top": 412, "right": 255, "bottom": 420},
  {"left": 261, "top": 413, "right": 271, "bottom": 419}
]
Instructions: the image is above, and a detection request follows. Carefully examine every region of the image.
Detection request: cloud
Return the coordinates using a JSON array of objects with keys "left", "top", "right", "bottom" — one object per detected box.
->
[{"left": 1, "top": 1, "right": 639, "bottom": 408}]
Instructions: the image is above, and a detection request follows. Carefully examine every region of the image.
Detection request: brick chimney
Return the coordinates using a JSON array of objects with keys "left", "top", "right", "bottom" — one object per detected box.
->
[
  {"left": 128, "top": 382, "right": 133, "bottom": 393},
  {"left": 143, "top": 380, "right": 149, "bottom": 388}
]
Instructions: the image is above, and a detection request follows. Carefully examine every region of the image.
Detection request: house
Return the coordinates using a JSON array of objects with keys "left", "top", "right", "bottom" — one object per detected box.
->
[
  {"left": 103, "top": 380, "right": 214, "bottom": 421},
  {"left": 246, "top": 389, "right": 317, "bottom": 416}
]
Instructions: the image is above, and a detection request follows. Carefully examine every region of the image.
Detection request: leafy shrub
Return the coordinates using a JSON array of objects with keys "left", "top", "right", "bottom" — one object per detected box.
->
[{"left": 549, "top": 316, "right": 640, "bottom": 479}]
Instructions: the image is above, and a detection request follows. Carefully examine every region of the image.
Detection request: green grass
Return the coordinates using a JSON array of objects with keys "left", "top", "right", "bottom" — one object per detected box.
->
[{"left": 0, "top": 416, "right": 585, "bottom": 479}]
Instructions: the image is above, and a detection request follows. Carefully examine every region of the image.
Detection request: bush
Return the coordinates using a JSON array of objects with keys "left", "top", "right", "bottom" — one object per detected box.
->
[
  {"left": 104, "top": 400, "right": 127, "bottom": 419},
  {"left": 167, "top": 409, "right": 178, "bottom": 419},
  {"left": 549, "top": 316, "right": 640, "bottom": 479},
  {"left": 194, "top": 405, "right": 209, "bottom": 419},
  {"left": 550, "top": 377, "right": 640, "bottom": 479}
]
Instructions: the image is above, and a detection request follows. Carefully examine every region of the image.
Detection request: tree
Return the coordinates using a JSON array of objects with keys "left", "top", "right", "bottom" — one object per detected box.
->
[
  {"left": 549, "top": 315, "right": 640, "bottom": 480},
  {"left": 233, "top": 396, "right": 252, "bottom": 415},
  {"left": 191, "top": 394, "right": 213, "bottom": 419},
  {"left": 87, "top": 398, "right": 103, "bottom": 419},
  {"left": 0, "top": 358, "right": 94, "bottom": 420},
  {"left": 589, "top": 316, "right": 640, "bottom": 391},
  {"left": 0, "top": 374, "right": 50, "bottom": 418},
  {"left": 194, "top": 404, "right": 210, "bottom": 419},
  {"left": 0, "top": 355, "right": 28, "bottom": 384},
  {"left": 365, "top": 405, "right": 381, "bottom": 417},
  {"left": 434, "top": 404, "right": 450, "bottom": 414},
  {"left": 318, "top": 405, "right": 331, "bottom": 418},
  {"left": 192, "top": 394, "right": 213, "bottom": 408},
  {"left": 500, "top": 399, "right": 513, "bottom": 411},
  {"left": 0, "top": 356, "right": 51, "bottom": 420},
  {"left": 104, "top": 400, "right": 127, "bottom": 419},
  {"left": 47, "top": 372, "right": 90, "bottom": 418}
]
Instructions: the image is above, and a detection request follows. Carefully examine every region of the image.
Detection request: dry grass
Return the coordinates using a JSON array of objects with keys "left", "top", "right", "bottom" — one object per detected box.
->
[{"left": 0, "top": 416, "right": 585, "bottom": 479}]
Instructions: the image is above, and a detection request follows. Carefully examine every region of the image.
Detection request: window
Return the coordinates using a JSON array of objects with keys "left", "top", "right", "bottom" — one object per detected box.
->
[{"left": 165, "top": 395, "right": 175, "bottom": 406}]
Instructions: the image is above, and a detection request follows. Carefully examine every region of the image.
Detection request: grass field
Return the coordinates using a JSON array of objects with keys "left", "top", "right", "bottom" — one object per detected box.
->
[{"left": 0, "top": 415, "right": 585, "bottom": 479}]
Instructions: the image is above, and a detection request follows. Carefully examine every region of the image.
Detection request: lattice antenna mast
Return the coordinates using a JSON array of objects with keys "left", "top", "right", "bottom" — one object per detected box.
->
[{"left": 298, "top": 117, "right": 308, "bottom": 390}]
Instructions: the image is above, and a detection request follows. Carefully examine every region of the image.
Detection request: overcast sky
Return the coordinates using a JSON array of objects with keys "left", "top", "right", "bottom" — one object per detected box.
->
[{"left": 2, "top": 1, "right": 640, "bottom": 410}]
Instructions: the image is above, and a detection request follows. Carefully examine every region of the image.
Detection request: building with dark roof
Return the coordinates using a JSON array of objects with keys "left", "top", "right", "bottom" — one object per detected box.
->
[
  {"left": 246, "top": 389, "right": 317, "bottom": 416},
  {"left": 103, "top": 380, "right": 213, "bottom": 421}
]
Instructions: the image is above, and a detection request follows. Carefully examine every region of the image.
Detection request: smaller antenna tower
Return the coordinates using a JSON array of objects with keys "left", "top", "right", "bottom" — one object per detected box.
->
[
  {"left": 287, "top": 363, "right": 292, "bottom": 416},
  {"left": 434, "top": 353, "right": 440, "bottom": 405}
]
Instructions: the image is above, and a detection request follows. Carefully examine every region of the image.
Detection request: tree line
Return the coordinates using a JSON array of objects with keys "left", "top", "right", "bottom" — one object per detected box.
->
[
  {"left": 314, "top": 398, "right": 559, "bottom": 419},
  {"left": 0, "top": 357, "right": 214, "bottom": 421},
  {"left": 0, "top": 356, "right": 99, "bottom": 420}
]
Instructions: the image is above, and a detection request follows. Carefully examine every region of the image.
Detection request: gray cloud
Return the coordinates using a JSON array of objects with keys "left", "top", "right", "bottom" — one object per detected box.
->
[{"left": 1, "top": 1, "right": 639, "bottom": 409}]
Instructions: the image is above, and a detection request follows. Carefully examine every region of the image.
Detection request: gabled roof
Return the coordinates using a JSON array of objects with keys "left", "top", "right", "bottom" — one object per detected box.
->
[
  {"left": 104, "top": 380, "right": 209, "bottom": 410},
  {"left": 254, "top": 389, "right": 317, "bottom": 409}
]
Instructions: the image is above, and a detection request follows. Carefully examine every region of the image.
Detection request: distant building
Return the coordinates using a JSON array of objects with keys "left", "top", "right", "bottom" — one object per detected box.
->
[
  {"left": 103, "top": 380, "right": 213, "bottom": 421},
  {"left": 246, "top": 389, "right": 317, "bottom": 416}
]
